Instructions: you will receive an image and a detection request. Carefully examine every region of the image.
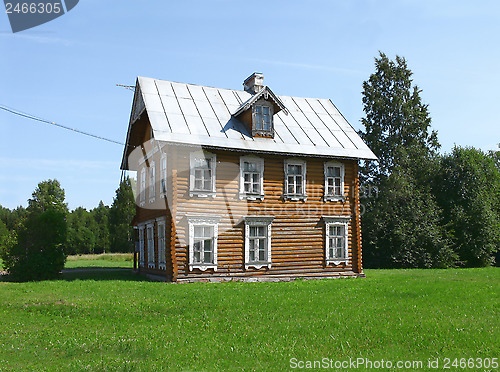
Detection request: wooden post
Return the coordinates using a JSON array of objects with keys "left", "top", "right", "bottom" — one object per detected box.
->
[{"left": 353, "top": 161, "right": 363, "bottom": 274}]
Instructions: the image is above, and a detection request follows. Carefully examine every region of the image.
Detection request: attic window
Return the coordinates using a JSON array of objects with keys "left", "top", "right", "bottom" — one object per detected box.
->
[{"left": 252, "top": 102, "right": 273, "bottom": 136}]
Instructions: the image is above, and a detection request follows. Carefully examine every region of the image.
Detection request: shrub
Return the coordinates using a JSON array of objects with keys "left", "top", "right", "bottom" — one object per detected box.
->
[{"left": 1, "top": 210, "right": 67, "bottom": 281}]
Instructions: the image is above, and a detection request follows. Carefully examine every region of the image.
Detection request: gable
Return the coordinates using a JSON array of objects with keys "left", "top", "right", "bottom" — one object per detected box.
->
[{"left": 233, "top": 86, "right": 288, "bottom": 118}]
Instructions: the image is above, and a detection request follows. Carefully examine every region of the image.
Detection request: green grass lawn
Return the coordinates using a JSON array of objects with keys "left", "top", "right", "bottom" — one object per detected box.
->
[
  {"left": 0, "top": 268, "right": 498, "bottom": 371},
  {"left": 64, "top": 253, "right": 133, "bottom": 269}
]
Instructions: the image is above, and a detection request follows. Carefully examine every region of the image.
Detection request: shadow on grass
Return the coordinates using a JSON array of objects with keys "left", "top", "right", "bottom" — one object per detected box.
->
[
  {"left": 61, "top": 268, "right": 152, "bottom": 282},
  {"left": 0, "top": 269, "right": 152, "bottom": 282}
]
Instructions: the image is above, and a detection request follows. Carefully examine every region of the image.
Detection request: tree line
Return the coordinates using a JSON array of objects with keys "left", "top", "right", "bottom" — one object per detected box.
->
[
  {"left": 360, "top": 53, "right": 500, "bottom": 269},
  {"left": 0, "top": 178, "right": 135, "bottom": 280}
]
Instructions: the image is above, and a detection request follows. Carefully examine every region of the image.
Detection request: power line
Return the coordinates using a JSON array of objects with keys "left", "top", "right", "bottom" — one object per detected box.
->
[{"left": 0, "top": 104, "right": 125, "bottom": 145}]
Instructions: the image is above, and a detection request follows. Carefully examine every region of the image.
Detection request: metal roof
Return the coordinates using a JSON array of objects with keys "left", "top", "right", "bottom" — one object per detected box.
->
[{"left": 121, "top": 76, "right": 376, "bottom": 169}]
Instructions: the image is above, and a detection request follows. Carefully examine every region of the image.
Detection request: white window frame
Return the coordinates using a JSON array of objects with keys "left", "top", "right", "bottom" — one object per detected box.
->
[
  {"left": 323, "top": 216, "right": 350, "bottom": 266},
  {"left": 160, "top": 153, "right": 168, "bottom": 198},
  {"left": 139, "top": 167, "right": 146, "bottom": 206},
  {"left": 187, "top": 216, "right": 221, "bottom": 271},
  {"left": 149, "top": 161, "right": 156, "bottom": 202},
  {"left": 239, "top": 156, "right": 264, "bottom": 200},
  {"left": 138, "top": 225, "right": 145, "bottom": 267},
  {"left": 146, "top": 222, "right": 155, "bottom": 268},
  {"left": 157, "top": 217, "right": 166, "bottom": 269},
  {"left": 284, "top": 159, "right": 307, "bottom": 201},
  {"left": 324, "top": 162, "right": 345, "bottom": 201},
  {"left": 244, "top": 216, "right": 274, "bottom": 270},
  {"left": 189, "top": 151, "right": 217, "bottom": 198}
]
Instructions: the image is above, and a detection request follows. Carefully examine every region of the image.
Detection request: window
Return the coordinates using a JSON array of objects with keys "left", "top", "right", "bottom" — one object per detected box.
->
[
  {"left": 147, "top": 223, "right": 155, "bottom": 268},
  {"left": 323, "top": 216, "right": 350, "bottom": 265},
  {"left": 138, "top": 225, "right": 145, "bottom": 267},
  {"left": 157, "top": 218, "right": 166, "bottom": 269},
  {"left": 190, "top": 151, "right": 216, "bottom": 197},
  {"left": 244, "top": 216, "right": 274, "bottom": 270},
  {"left": 140, "top": 168, "right": 146, "bottom": 204},
  {"left": 160, "top": 153, "right": 167, "bottom": 197},
  {"left": 324, "top": 162, "right": 344, "bottom": 201},
  {"left": 284, "top": 159, "right": 307, "bottom": 200},
  {"left": 188, "top": 216, "right": 220, "bottom": 271},
  {"left": 149, "top": 161, "right": 156, "bottom": 202},
  {"left": 252, "top": 101, "right": 273, "bottom": 136},
  {"left": 239, "top": 156, "right": 264, "bottom": 200}
]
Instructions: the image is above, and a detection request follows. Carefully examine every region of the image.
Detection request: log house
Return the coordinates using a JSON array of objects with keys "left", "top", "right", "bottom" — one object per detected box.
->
[{"left": 120, "top": 73, "right": 376, "bottom": 282}]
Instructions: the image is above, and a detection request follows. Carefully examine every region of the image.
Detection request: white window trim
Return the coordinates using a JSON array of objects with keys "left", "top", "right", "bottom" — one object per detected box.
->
[
  {"left": 187, "top": 215, "right": 221, "bottom": 272},
  {"left": 149, "top": 161, "right": 156, "bottom": 203},
  {"left": 156, "top": 217, "right": 166, "bottom": 269},
  {"left": 146, "top": 222, "right": 155, "bottom": 268},
  {"left": 239, "top": 156, "right": 265, "bottom": 201},
  {"left": 244, "top": 216, "right": 274, "bottom": 270},
  {"left": 160, "top": 153, "right": 167, "bottom": 198},
  {"left": 324, "top": 161, "right": 345, "bottom": 202},
  {"left": 284, "top": 159, "right": 307, "bottom": 201},
  {"left": 189, "top": 151, "right": 217, "bottom": 198},
  {"left": 138, "top": 224, "right": 145, "bottom": 267},
  {"left": 139, "top": 167, "right": 146, "bottom": 206},
  {"left": 323, "top": 216, "right": 350, "bottom": 266}
]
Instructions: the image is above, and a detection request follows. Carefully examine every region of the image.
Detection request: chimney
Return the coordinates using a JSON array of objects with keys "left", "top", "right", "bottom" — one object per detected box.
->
[{"left": 243, "top": 72, "right": 264, "bottom": 94}]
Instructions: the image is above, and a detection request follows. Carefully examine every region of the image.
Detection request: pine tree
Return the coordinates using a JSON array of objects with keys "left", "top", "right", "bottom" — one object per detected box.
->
[
  {"left": 359, "top": 52, "right": 454, "bottom": 268},
  {"left": 108, "top": 177, "right": 135, "bottom": 253},
  {"left": 359, "top": 53, "right": 440, "bottom": 183},
  {"left": 66, "top": 207, "right": 96, "bottom": 255},
  {"left": 91, "top": 201, "right": 110, "bottom": 254}
]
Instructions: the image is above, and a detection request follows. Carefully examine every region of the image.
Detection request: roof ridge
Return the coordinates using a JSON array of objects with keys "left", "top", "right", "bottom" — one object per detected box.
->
[{"left": 137, "top": 76, "right": 327, "bottom": 101}]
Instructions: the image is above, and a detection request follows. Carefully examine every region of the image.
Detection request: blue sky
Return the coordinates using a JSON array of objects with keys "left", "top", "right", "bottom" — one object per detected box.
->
[{"left": 1, "top": 0, "right": 499, "bottom": 210}]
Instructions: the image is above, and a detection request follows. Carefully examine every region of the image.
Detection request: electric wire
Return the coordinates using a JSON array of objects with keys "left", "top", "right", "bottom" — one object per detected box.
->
[{"left": 0, "top": 104, "right": 125, "bottom": 145}]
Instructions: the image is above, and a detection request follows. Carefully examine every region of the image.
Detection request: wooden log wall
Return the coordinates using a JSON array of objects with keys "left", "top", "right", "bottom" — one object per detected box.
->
[{"left": 163, "top": 146, "right": 362, "bottom": 281}]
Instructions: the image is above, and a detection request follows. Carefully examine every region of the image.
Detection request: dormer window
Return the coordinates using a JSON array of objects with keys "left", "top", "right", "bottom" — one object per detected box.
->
[
  {"left": 252, "top": 101, "right": 273, "bottom": 136},
  {"left": 254, "top": 105, "right": 272, "bottom": 131},
  {"left": 233, "top": 74, "right": 288, "bottom": 140}
]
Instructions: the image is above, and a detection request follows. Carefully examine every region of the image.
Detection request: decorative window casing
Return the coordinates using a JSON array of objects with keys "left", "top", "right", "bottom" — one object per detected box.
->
[
  {"left": 149, "top": 161, "right": 156, "bottom": 202},
  {"left": 160, "top": 153, "right": 167, "bottom": 197},
  {"left": 323, "top": 216, "right": 350, "bottom": 265},
  {"left": 284, "top": 159, "right": 307, "bottom": 201},
  {"left": 157, "top": 217, "right": 166, "bottom": 269},
  {"left": 324, "top": 162, "right": 345, "bottom": 201},
  {"left": 188, "top": 216, "right": 220, "bottom": 271},
  {"left": 139, "top": 168, "right": 146, "bottom": 205},
  {"left": 146, "top": 222, "right": 155, "bottom": 268},
  {"left": 138, "top": 225, "right": 145, "bottom": 267},
  {"left": 244, "top": 216, "right": 274, "bottom": 270},
  {"left": 252, "top": 100, "right": 274, "bottom": 136},
  {"left": 189, "top": 151, "right": 216, "bottom": 198},
  {"left": 239, "top": 156, "right": 264, "bottom": 200}
]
